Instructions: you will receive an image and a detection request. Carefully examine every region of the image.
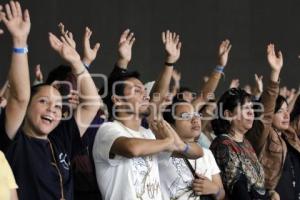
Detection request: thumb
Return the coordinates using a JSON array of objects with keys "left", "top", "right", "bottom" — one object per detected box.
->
[
  {"left": 23, "top": 9, "right": 30, "bottom": 23},
  {"left": 93, "top": 43, "right": 101, "bottom": 53}
]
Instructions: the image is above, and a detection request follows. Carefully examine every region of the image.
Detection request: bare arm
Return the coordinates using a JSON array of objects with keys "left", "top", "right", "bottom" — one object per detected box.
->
[
  {"left": 111, "top": 120, "right": 174, "bottom": 158},
  {"left": 1, "top": 1, "right": 31, "bottom": 139},
  {"left": 116, "top": 29, "right": 135, "bottom": 69},
  {"left": 192, "top": 39, "right": 232, "bottom": 111},
  {"left": 49, "top": 32, "right": 101, "bottom": 136},
  {"left": 110, "top": 137, "right": 173, "bottom": 158},
  {"left": 149, "top": 30, "right": 182, "bottom": 121}
]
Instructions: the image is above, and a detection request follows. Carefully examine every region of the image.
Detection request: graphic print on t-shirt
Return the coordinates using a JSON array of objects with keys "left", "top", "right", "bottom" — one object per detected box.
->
[
  {"left": 59, "top": 153, "right": 70, "bottom": 170},
  {"left": 170, "top": 158, "right": 195, "bottom": 199},
  {"left": 132, "top": 155, "right": 160, "bottom": 199}
]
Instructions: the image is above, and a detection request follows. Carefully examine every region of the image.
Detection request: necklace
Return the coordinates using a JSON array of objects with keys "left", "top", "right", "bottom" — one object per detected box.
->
[{"left": 48, "top": 139, "right": 65, "bottom": 200}]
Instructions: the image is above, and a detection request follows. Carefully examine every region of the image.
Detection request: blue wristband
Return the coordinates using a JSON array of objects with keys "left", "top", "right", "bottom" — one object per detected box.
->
[
  {"left": 214, "top": 66, "right": 224, "bottom": 73},
  {"left": 183, "top": 143, "right": 190, "bottom": 154},
  {"left": 12, "top": 47, "right": 28, "bottom": 54},
  {"left": 214, "top": 187, "right": 222, "bottom": 198}
]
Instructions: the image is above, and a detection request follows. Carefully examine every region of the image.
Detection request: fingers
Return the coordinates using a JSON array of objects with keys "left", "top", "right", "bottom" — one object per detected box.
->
[
  {"left": 35, "top": 64, "right": 41, "bottom": 72},
  {"left": 119, "top": 29, "right": 130, "bottom": 42},
  {"left": 64, "top": 31, "right": 75, "bottom": 47},
  {"left": 9, "top": 1, "right": 17, "bottom": 18},
  {"left": 93, "top": 42, "right": 101, "bottom": 53},
  {"left": 277, "top": 50, "right": 283, "bottom": 60},
  {"left": 5, "top": 3, "right": 12, "bottom": 20},
  {"left": 119, "top": 29, "right": 135, "bottom": 47},
  {"left": 15, "top": 1, "right": 22, "bottom": 17},
  {"left": 49, "top": 32, "right": 62, "bottom": 51},
  {"left": 162, "top": 30, "right": 181, "bottom": 46},
  {"left": 58, "top": 22, "right": 66, "bottom": 35},
  {"left": 58, "top": 23, "right": 76, "bottom": 48},
  {"left": 220, "top": 39, "right": 232, "bottom": 53},
  {"left": 162, "top": 32, "right": 166, "bottom": 43},
  {"left": 84, "top": 26, "right": 92, "bottom": 39}
]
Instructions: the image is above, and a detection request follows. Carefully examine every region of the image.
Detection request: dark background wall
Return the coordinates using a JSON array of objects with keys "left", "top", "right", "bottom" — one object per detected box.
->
[{"left": 0, "top": 0, "right": 300, "bottom": 95}]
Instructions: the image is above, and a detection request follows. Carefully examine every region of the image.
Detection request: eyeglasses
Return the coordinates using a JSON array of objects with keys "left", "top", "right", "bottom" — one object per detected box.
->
[{"left": 177, "top": 112, "right": 202, "bottom": 120}]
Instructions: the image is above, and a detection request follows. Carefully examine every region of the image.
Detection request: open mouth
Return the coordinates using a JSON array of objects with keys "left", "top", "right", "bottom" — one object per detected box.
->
[{"left": 41, "top": 115, "right": 54, "bottom": 124}]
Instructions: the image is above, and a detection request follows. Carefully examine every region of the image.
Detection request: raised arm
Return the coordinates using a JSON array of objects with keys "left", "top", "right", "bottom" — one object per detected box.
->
[
  {"left": 170, "top": 69, "right": 181, "bottom": 97},
  {"left": 192, "top": 39, "right": 232, "bottom": 110},
  {"left": 116, "top": 29, "right": 135, "bottom": 69},
  {"left": 247, "top": 44, "right": 282, "bottom": 154},
  {"left": 149, "top": 30, "right": 181, "bottom": 120},
  {"left": 49, "top": 32, "right": 101, "bottom": 136},
  {"left": 1, "top": 1, "right": 31, "bottom": 139},
  {"left": 288, "top": 87, "right": 300, "bottom": 113},
  {"left": 58, "top": 23, "right": 101, "bottom": 68},
  {"left": 32, "top": 64, "right": 43, "bottom": 85},
  {"left": 82, "top": 27, "right": 101, "bottom": 67},
  {"left": 252, "top": 74, "right": 263, "bottom": 100}
]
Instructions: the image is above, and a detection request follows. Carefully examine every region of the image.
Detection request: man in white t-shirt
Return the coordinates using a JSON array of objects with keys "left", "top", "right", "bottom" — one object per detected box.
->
[
  {"left": 93, "top": 30, "right": 203, "bottom": 200},
  {"left": 161, "top": 98, "right": 225, "bottom": 200}
]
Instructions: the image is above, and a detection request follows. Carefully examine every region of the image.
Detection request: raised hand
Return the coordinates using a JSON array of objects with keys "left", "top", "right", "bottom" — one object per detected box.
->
[
  {"left": 49, "top": 32, "right": 81, "bottom": 66},
  {"left": 229, "top": 79, "right": 240, "bottom": 89},
  {"left": 117, "top": 29, "right": 135, "bottom": 68},
  {"left": 58, "top": 22, "right": 76, "bottom": 49},
  {"left": 82, "top": 26, "right": 101, "bottom": 66},
  {"left": 279, "top": 86, "right": 288, "bottom": 97},
  {"left": 35, "top": 64, "right": 43, "bottom": 82},
  {"left": 217, "top": 39, "right": 232, "bottom": 67},
  {"left": 0, "top": 1, "right": 30, "bottom": 46},
  {"left": 162, "top": 30, "right": 182, "bottom": 63},
  {"left": 267, "top": 44, "right": 283, "bottom": 72},
  {"left": 254, "top": 73, "right": 263, "bottom": 94}
]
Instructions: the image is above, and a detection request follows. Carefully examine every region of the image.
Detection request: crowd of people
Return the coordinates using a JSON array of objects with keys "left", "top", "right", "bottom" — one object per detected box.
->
[{"left": 0, "top": 1, "right": 300, "bottom": 200}]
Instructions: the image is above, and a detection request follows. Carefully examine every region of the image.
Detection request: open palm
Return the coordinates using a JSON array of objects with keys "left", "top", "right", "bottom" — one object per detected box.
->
[
  {"left": 162, "top": 30, "right": 182, "bottom": 63},
  {"left": 49, "top": 32, "right": 81, "bottom": 65}
]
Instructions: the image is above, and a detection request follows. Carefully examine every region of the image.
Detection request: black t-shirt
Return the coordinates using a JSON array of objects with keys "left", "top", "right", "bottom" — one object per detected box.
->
[
  {"left": 0, "top": 109, "right": 81, "bottom": 200},
  {"left": 276, "top": 141, "right": 300, "bottom": 200},
  {"left": 72, "top": 115, "right": 104, "bottom": 200}
]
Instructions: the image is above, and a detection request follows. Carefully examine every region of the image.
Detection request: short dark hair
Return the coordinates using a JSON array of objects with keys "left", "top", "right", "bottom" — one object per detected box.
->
[
  {"left": 29, "top": 83, "right": 61, "bottom": 103},
  {"left": 103, "top": 70, "right": 141, "bottom": 121},
  {"left": 211, "top": 88, "right": 252, "bottom": 136},
  {"left": 163, "top": 96, "right": 189, "bottom": 125}
]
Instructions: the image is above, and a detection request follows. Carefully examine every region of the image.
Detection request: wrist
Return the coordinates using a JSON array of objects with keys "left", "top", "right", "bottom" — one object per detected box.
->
[
  {"left": 71, "top": 60, "right": 85, "bottom": 74},
  {"left": 213, "top": 186, "right": 221, "bottom": 199},
  {"left": 165, "top": 56, "right": 177, "bottom": 64},
  {"left": 214, "top": 66, "right": 225, "bottom": 74},
  {"left": 163, "top": 137, "right": 174, "bottom": 152},
  {"left": 82, "top": 58, "right": 92, "bottom": 67},
  {"left": 270, "top": 71, "right": 280, "bottom": 82},
  {"left": 117, "top": 58, "right": 129, "bottom": 69},
  {"left": 12, "top": 46, "right": 28, "bottom": 54},
  {"left": 12, "top": 37, "right": 28, "bottom": 48},
  {"left": 181, "top": 142, "right": 190, "bottom": 154}
]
